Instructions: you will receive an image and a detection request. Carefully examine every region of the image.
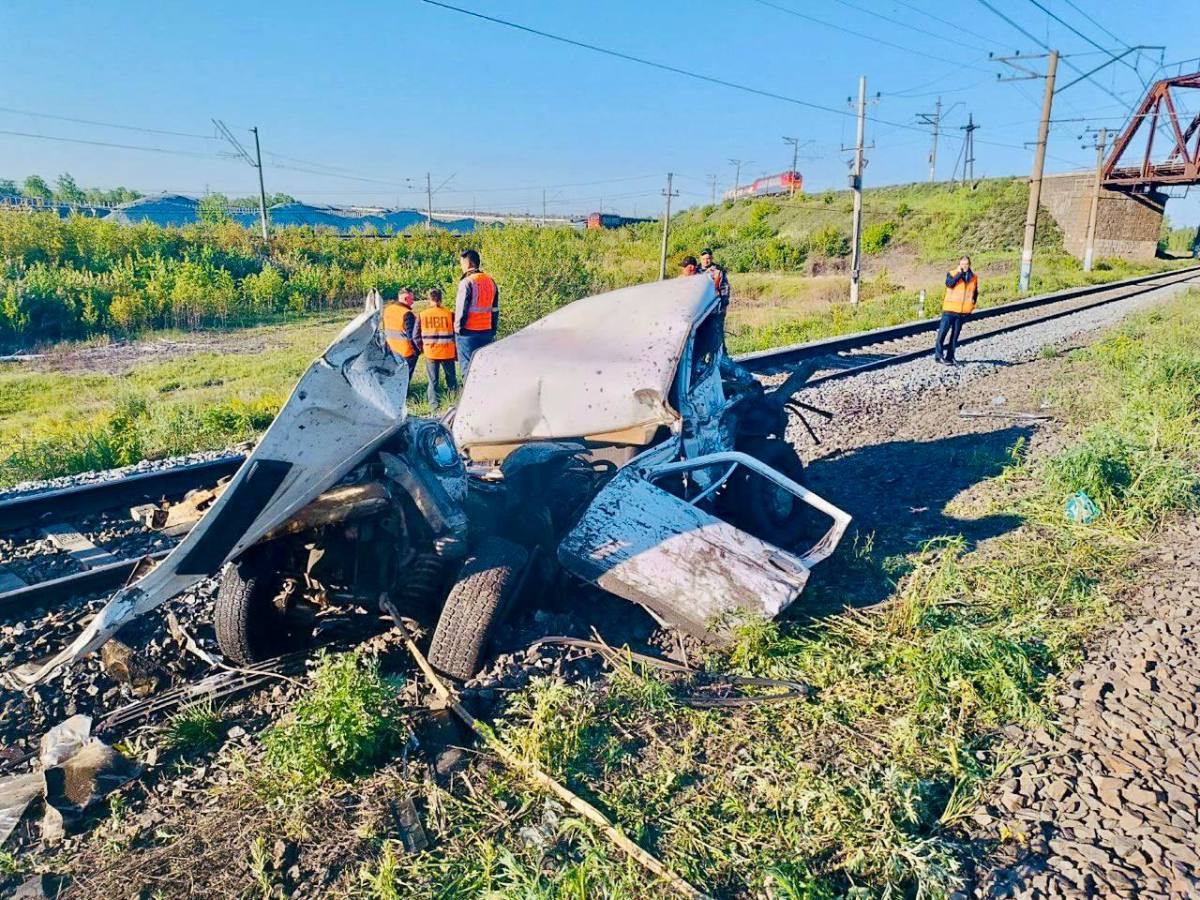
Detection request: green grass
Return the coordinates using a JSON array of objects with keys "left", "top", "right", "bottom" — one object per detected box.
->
[
  {"left": 164, "top": 701, "right": 224, "bottom": 753},
  {"left": 262, "top": 651, "right": 405, "bottom": 790},
  {"left": 0, "top": 311, "right": 458, "bottom": 486}
]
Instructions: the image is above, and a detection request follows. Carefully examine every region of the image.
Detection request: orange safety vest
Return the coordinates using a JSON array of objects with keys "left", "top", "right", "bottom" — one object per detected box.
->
[
  {"left": 462, "top": 271, "right": 498, "bottom": 332},
  {"left": 419, "top": 305, "right": 457, "bottom": 360},
  {"left": 943, "top": 272, "right": 978, "bottom": 315},
  {"left": 381, "top": 302, "right": 417, "bottom": 358}
]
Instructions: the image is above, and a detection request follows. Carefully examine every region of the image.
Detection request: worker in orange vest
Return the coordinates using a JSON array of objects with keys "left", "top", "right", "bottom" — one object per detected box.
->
[
  {"left": 935, "top": 255, "right": 978, "bottom": 365},
  {"left": 699, "top": 249, "right": 730, "bottom": 313},
  {"left": 453, "top": 248, "right": 499, "bottom": 377},
  {"left": 381, "top": 288, "right": 419, "bottom": 379},
  {"left": 415, "top": 287, "right": 458, "bottom": 410}
]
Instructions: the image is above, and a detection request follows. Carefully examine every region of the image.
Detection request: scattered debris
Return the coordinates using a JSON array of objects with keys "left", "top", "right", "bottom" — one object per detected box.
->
[
  {"left": 385, "top": 600, "right": 711, "bottom": 900},
  {"left": 0, "top": 714, "right": 140, "bottom": 848},
  {"left": 1065, "top": 491, "right": 1100, "bottom": 524},
  {"left": 957, "top": 406, "right": 1054, "bottom": 421}
]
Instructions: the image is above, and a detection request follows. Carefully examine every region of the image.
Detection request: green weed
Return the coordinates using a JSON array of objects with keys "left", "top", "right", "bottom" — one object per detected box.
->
[
  {"left": 164, "top": 701, "right": 223, "bottom": 752},
  {"left": 263, "top": 652, "right": 404, "bottom": 788}
]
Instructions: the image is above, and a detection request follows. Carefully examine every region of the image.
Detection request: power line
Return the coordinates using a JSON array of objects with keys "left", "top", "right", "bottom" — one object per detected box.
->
[
  {"left": 889, "top": 0, "right": 1005, "bottom": 46},
  {"left": 827, "top": 0, "right": 964, "bottom": 44},
  {"left": 0, "top": 129, "right": 221, "bottom": 158},
  {"left": 420, "top": 0, "right": 902, "bottom": 126},
  {"left": 1022, "top": 0, "right": 1141, "bottom": 82},
  {"left": 749, "top": 0, "right": 977, "bottom": 65},
  {"left": 0, "top": 106, "right": 215, "bottom": 140},
  {"left": 1057, "top": 0, "right": 1156, "bottom": 71},
  {"left": 974, "top": 0, "right": 1136, "bottom": 110}
]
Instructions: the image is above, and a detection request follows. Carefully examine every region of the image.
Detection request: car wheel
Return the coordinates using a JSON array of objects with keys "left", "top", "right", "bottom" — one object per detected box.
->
[
  {"left": 428, "top": 537, "right": 528, "bottom": 681},
  {"left": 214, "top": 554, "right": 313, "bottom": 665}
]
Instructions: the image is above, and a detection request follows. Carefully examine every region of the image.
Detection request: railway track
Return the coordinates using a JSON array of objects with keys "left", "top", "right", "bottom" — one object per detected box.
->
[
  {"left": 735, "top": 264, "right": 1200, "bottom": 380},
  {"left": 1, "top": 265, "right": 1197, "bottom": 618}
]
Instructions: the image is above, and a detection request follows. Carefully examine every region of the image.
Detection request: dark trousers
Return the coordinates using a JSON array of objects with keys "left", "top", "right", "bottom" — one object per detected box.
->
[
  {"left": 935, "top": 312, "right": 967, "bottom": 361},
  {"left": 403, "top": 354, "right": 418, "bottom": 381},
  {"left": 425, "top": 358, "right": 458, "bottom": 409},
  {"left": 455, "top": 332, "right": 493, "bottom": 378}
]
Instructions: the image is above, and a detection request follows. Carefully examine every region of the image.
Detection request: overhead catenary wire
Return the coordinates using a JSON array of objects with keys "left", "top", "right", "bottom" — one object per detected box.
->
[
  {"left": 0, "top": 106, "right": 216, "bottom": 141},
  {"left": 1022, "top": 0, "right": 1142, "bottom": 82},
  {"left": 0, "top": 129, "right": 223, "bottom": 159},
  {"left": 748, "top": 0, "right": 978, "bottom": 66},
  {"left": 420, "top": 0, "right": 1039, "bottom": 157},
  {"left": 974, "top": 0, "right": 1140, "bottom": 111}
]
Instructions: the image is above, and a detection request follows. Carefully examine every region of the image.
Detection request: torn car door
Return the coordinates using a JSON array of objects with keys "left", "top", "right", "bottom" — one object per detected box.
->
[
  {"left": 10, "top": 309, "right": 409, "bottom": 686},
  {"left": 557, "top": 451, "right": 850, "bottom": 639}
]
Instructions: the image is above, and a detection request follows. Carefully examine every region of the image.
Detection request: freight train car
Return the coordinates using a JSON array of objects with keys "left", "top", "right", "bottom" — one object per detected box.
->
[{"left": 723, "top": 170, "right": 803, "bottom": 201}]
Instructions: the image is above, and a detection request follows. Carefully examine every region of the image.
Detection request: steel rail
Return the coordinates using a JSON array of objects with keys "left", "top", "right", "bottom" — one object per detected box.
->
[
  {"left": 0, "top": 454, "right": 245, "bottom": 534},
  {"left": 804, "top": 268, "right": 1200, "bottom": 387},
  {"left": 734, "top": 264, "right": 1200, "bottom": 372},
  {"left": 0, "top": 550, "right": 170, "bottom": 621}
]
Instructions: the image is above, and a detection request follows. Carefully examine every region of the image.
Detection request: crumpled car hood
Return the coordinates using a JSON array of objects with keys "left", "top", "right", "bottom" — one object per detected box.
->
[{"left": 10, "top": 309, "right": 408, "bottom": 686}]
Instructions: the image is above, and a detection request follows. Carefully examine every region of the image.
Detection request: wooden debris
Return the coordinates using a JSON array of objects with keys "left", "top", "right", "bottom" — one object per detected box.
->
[{"left": 382, "top": 600, "right": 711, "bottom": 900}]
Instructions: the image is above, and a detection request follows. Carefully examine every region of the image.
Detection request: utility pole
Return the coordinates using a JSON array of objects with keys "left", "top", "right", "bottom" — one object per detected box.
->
[
  {"left": 425, "top": 172, "right": 433, "bottom": 229},
  {"left": 213, "top": 119, "right": 269, "bottom": 240},
  {"left": 781, "top": 137, "right": 814, "bottom": 196},
  {"left": 707, "top": 174, "right": 718, "bottom": 204},
  {"left": 658, "top": 173, "right": 679, "bottom": 281},
  {"left": 251, "top": 128, "right": 269, "bottom": 240},
  {"left": 849, "top": 76, "right": 868, "bottom": 306},
  {"left": 960, "top": 113, "right": 979, "bottom": 182},
  {"left": 1021, "top": 51, "right": 1058, "bottom": 292},
  {"left": 994, "top": 52, "right": 1059, "bottom": 292},
  {"left": 728, "top": 158, "right": 749, "bottom": 196},
  {"left": 542, "top": 188, "right": 547, "bottom": 226},
  {"left": 1083, "top": 127, "right": 1108, "bottom": 272},
  {"left": 917, "top": 98, "right": 942, "bottom": 183}
]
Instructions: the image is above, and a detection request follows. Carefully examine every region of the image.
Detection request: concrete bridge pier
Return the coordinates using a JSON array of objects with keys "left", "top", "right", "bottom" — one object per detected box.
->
[{"left": 1039, "top": 172, "right": 1167, "bottom": 263}]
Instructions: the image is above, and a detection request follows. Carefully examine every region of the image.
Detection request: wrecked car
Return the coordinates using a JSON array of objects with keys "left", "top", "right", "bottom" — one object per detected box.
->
[
  {"left": 450, "top": 274, "right": 850, "bottom": 650},
  {"left": 12, "top": 275, "right": 848, "bottom": 687}
]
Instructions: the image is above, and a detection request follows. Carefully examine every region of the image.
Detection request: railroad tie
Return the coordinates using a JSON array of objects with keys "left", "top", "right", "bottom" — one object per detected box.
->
[{"left": 39, "top": 523, "right": 121, "bottom": 570}]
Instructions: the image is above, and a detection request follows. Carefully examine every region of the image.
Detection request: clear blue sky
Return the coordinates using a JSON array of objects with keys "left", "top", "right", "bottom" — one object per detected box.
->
[{"left": 2, "top": 0, "right": 1198, "bottom": 225}]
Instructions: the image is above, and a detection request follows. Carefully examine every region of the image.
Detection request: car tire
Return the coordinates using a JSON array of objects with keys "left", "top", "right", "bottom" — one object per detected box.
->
[
  {"left": 720, "top": 437, "right": 808, "bottom": 541},
  {"left": 428, "top": 537, "right": 528, "bottom": 681},
  {"left": 214, "top": 555, "right": 310, "bottom": 665}
]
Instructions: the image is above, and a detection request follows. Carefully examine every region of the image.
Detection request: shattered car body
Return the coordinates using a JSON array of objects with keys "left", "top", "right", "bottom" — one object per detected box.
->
[
  {"left": 12, "top": 310, "right": 464, "bottom": 684},
  {"left": 13, "top": 275, "right": 849, "bottom": 687},
  {"left": 453, "top": 274, "right": 850, "bottom": 638}
]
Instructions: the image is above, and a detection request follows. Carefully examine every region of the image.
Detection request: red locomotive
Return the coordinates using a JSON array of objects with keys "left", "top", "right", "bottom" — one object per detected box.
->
[{"left": 723, "top": 170, "right": 803, "bottom": 201}]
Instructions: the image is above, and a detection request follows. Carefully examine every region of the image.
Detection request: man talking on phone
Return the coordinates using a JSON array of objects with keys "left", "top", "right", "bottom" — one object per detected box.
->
[{"left": 935, "top": 255, "right": 978, "bottom": 365}]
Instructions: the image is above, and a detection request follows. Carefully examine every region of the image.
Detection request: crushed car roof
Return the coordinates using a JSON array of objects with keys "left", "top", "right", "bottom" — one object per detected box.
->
[{"left": 453, "top": 274, "right": 718, "bottom": 448}]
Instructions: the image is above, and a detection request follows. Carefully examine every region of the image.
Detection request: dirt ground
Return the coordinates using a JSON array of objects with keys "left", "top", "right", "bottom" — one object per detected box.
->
[{"left": 794, "top": 352, "right": 1074, "bottom": 616}]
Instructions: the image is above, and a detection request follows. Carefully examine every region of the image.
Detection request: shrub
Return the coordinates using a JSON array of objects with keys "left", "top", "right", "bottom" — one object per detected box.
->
[
  {"left": 808, "top": 224, "right": 850, "bottom": 258},
  {"left": 863, "top": 220, "right": 897, "bottom": 254},
  {"left": 263, "top": 651, "right": 403, "bottom": 785}
]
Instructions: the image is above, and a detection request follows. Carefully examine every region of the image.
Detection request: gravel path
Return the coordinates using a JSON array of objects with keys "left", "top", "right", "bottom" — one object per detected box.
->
[{"left": 972, "top": 519, "right": 1200, "bottom": 898}]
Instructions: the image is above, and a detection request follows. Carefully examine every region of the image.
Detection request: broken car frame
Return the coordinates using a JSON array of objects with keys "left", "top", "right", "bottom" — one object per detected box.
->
[{"left": 10, "top": 275, "right": 849, "bottom": 687}]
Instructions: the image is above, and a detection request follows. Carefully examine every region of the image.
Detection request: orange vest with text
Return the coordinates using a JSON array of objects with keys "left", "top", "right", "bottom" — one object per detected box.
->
[
  {"left": 462, "top": 271, "right": 498, "bottom": 332},
  {"left": 382, "top": 302, "right": 417, "bottom": 358},
  {"left": 419, "top": 305, "right": 457, "bottom": 360},
  {"left": 943, "top": 272, "right": 978, "bottom": 314}
]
